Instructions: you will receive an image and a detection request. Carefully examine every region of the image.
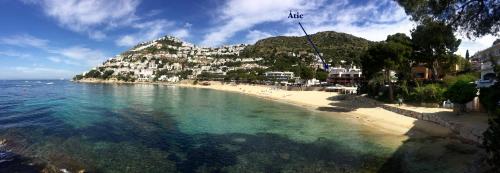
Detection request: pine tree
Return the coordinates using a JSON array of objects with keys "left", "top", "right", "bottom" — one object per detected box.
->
[{"left": 465, "top": 50, "right": 470, "bottom": 61}]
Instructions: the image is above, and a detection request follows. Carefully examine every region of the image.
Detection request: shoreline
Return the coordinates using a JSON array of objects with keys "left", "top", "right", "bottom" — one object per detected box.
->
[
  {"left": 74, "top": 79, "right": 453, "bottom": 138},
  {"left": 174, "top": 82, "right": 452, "bottom": 138}
]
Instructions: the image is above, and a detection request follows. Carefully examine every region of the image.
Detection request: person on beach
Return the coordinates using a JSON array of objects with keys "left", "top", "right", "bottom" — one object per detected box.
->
[{"left": 397, "top": 97, "right": 403, "bottom": 106}]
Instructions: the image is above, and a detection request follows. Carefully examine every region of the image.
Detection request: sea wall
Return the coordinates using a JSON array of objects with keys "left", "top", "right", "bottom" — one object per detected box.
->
[{"left": 353, "top": 96, "right": 485, "bottom": 143}]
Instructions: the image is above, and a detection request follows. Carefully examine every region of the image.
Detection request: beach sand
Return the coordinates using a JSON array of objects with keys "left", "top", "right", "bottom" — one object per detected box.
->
[{"left": 177, "top": 82, "right": 452, "bottom": 138}]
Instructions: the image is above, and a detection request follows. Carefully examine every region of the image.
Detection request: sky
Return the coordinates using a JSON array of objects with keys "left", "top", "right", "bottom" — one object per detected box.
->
[{"left": 0, "top": 0, "right": 497, "bottom": 79}]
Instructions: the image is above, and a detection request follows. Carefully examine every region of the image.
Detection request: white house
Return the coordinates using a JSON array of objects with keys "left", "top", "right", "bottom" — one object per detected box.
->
[
  {"left": 472, "top": 43, "right": 500, "bottom": 88},
  {"left": 265, "top": 71, "right": 294, "bottom": 81}
]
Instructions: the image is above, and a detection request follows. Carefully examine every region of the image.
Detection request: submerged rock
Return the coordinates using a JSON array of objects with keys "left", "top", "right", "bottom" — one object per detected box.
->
[
  {"left": 232, "top": 137, "right": 246, "bottom": 143},
  {"left": 0, "top": 151, "right": 43, "bottom": 173}
]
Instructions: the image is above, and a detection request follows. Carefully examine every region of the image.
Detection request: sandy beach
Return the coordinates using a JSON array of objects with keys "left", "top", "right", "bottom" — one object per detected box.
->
[{"left": 177, "top": 81, "right": 452, "bottom": 137}]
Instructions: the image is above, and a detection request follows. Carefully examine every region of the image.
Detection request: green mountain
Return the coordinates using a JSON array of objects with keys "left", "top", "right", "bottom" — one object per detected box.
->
[{"left": 242, "top": 31, "right": 373, "bottom": 67}]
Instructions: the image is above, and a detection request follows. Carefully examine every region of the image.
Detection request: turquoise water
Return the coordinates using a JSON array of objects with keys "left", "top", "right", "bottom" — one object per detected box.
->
[{"left": 0, "top": 80, "right": 482, "bottom": 173}]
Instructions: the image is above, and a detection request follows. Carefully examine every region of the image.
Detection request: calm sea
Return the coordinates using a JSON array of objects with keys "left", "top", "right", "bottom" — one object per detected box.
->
[{"left": 0, "top": 80, "right": 482, "bottom": 173}]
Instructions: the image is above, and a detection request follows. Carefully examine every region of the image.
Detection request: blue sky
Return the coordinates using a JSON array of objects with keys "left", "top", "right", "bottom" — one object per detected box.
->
[{"left": 0, "top": 0, "right": 496, "bottom": 79}]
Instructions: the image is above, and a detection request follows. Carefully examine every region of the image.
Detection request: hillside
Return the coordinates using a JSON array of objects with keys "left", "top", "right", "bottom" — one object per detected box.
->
[
  {"left": 242, "top": 31, "right": 373, "bottom": 66},
  {"left": 74, "top": 31, "right": 372, "bottom": 82}
]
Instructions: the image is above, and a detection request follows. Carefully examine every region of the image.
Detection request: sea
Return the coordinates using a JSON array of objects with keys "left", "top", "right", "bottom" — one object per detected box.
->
[{"left": 0, "top": 80, "right": 483, "bottom": 173}]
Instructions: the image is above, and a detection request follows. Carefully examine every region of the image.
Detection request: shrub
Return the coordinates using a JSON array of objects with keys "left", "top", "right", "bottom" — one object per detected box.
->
[
  {"left": 444, "top": 80, "right": 477, "bottom": 104},
  {"left": 444, "top": 80, "right": 478, "bottom": 114},
  {"left": 73, "top": 75, "right": 83, "bottom": 81},
  {"left": 116, "top": 74, "right": 134, "bottom": 82},
  {"left": 84, "top": 70, "right": 101, "bottom": 78},
  {"left": 101, "top": 70, "right": 114, "bottom": 79},
  {"left": 443, "top": 73, "right": 478, "bottom": 87},
  {"left": 484, "top": 114, "right": 500, "bottom": 170},
  {"left": 409, "top": 84, "right": 446, "bottom": 103},
  {"left": 479, "top": 87, "right": 500, "bottom": 113}
]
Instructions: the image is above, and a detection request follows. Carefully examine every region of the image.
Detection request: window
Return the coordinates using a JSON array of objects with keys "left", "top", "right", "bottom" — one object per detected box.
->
[{"left": 415, "top": 73, "right": 425, "bottom": 78}]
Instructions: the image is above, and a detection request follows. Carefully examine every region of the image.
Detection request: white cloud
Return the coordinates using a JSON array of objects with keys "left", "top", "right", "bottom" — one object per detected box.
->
[
  {"left": 48, "top": 56, "right": 61, "bottom": 63},
  {"left": 116, "top": 35, "right": 137, "bottom": 47},
  {"left": 145, "top": 9, "right": 162, "bottom": 17},
  {"left": 25, "top": 0, "right": 140, "bottom": 40},
  {"left": 0, "top": 34, "right": 49, "bottom": 48},
  {"left": 172, "top": 29, "right": 190, "bottom": 39},
  {"left": 57, "top": 46, "right": 107, "bottom": 66},
  {"left": 245, "top": 30, "right": 273, "bottom": 44},
  {"left": 116, "top": 20, "right": 190, "bottom": 47},
  {"left": 201, "top": 0, "right": 324, "bottom": 46},
  {"left": 0, "top": 34, "right": 107, "bottom": 67},
  {"left": 88, "top": 30, "right": 107, "bottom": 40},
  {"left": 200, "top": 0, "right": 417, "bottom": 46},
  {"left": 0, "top": 50, "right": 32, "bottom": 59},
  {"left": 202, "top": 0, "right": 493, "bottom": 57},
  {"left": 282, "top": 0, "right": 414, "bottom": 41}
]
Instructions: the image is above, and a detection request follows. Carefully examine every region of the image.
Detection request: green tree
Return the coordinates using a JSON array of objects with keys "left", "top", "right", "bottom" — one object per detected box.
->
[
  {"left": 396, "top": 0, "right": 500, "bottom": 38},
  {"left": 444, "top": 80, "right": 477, "bottom": 114},
  {"left": 465, "top": 50, "right": 470, "bottom": 61},
  {"left": 482, "top": 55, "right": 500, "bottom": 170},
  {"left": 411, "top": 83, "right": 446, "bottom": 103},
  {"left": 397, "top": 1, "right": 500, "bottom": 170},
  {"left": 300, "top": 66, "right": 315, "bottom": 80},
  {"left": 315, "top": 70, "right": 329, "bottom": 81},
  {"left": 101, "top": 70, "right": 114, "bottom": 79},
  {"left": 73, "top": 74, "right": 83, "bottom": 81},
  {"left": 84, "top": 70, "right": 101, "bottom": 78},
  {"left": 361, "top": 33, "right": 413, "bottom": 101},
  {"left": 411, "top": 20, "right": 461, "bottom": 80}
]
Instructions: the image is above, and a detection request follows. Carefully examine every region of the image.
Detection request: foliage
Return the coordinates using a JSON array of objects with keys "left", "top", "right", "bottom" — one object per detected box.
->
[
  {"left": 73, "top": 75, "right": 83, "bottom": 81},
  {"left": 465, "top": 50, "right": 470, "bottom": 60},
  {"left": 410, "top": 84, "right": 447, "bottom": 103},
  {"left": 482, "top": 55, "right": 500, "bottom": 171},
  {"left": 84, "top": 70, "right": 101, "bottom": 78},
  {"left": 444, "top": 80, "right": 477, "bottom": 104},
  {"left": 315, "top": 70, "right": 329, "bottom": 81},
  {"left": 224, "top": 69, "right": 265, "bottom": 82},
  {"left": 176, "top": 70, "right": 193, "bottom": 79},
  {"left": 411, "top": 19, "right": 461, "bottom": 80},
  {"left": 156, "top": 69, "right": 173, "bottom": 77},
  {"left": 361, "top": 33, "right": 413, "bottom": 101},
  {"left": 116, "top": 74, "right": 135, "bottom": 82},
  {"left": 156, "top": 38, "right": 182, "bottom": 47},
  {"left": 300, "top": 66, "right": 315, "bottom": 80},
  {"left": 484, "top": 115, "right": 500, "bottom": 171},
  {"left": 479, "top": 86, "right": 500, "bottom": 113},
  {"left": 101, "top": 70, "right": 114, "bottom": 79},
  {"left": 396, "top": 0, "right": 500, "bottom": 38},
  {"left": 223, "top": 61, "right": 242, "bottom": 67},
  {"left": 443, "top": 72, "right": 478, "bottom": 86},
  {"left": 395, "top": 1, "right": 498, "bottom": 168},
  {"left": 242, "top": 31, "right": 373, "bottom": 67},
  {"left": 198, "top": 72, "right": 224, "bottom": 81}
]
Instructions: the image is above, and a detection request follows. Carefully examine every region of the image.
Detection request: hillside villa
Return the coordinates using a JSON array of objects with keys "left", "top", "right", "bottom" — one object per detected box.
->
[{"left": 472, "top": 43, "right": 500, "bottom": 88}]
